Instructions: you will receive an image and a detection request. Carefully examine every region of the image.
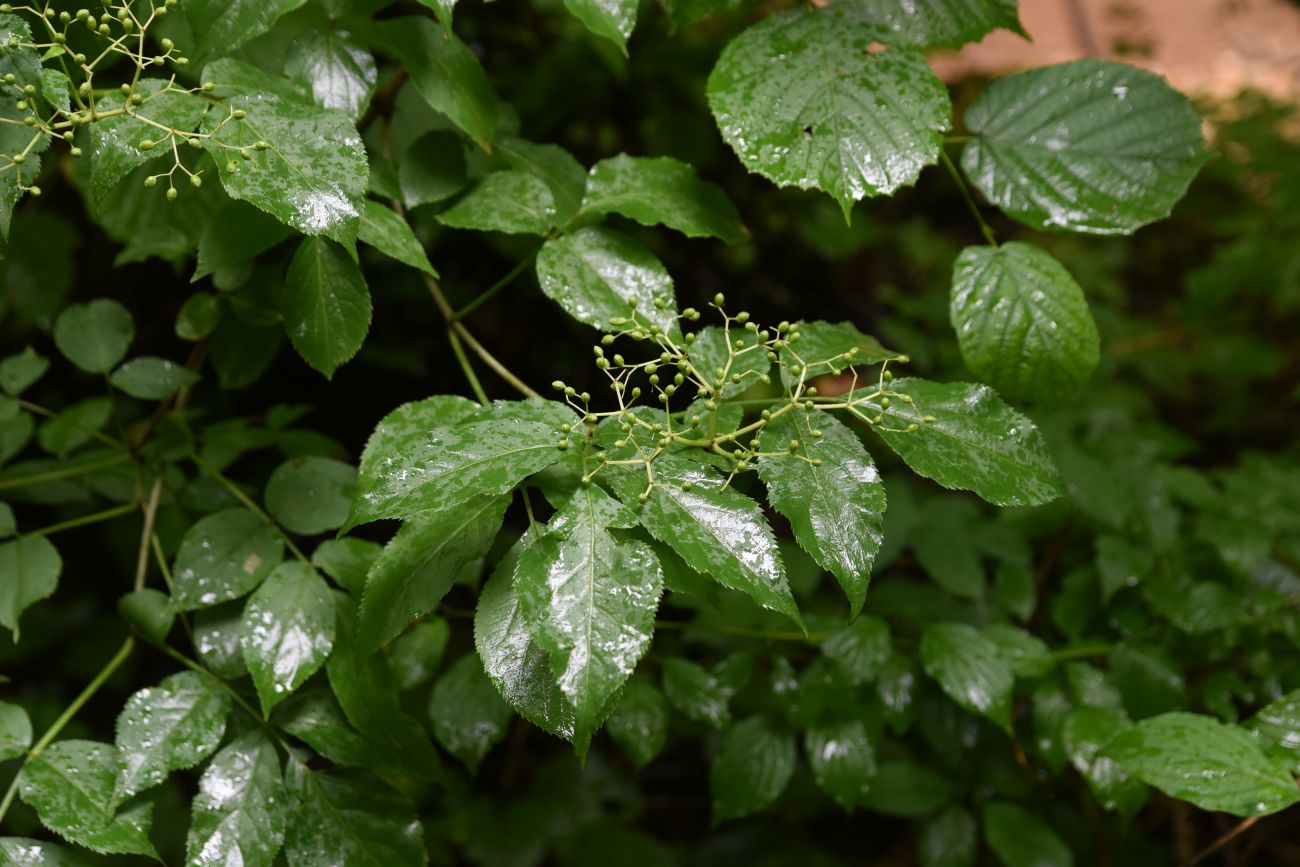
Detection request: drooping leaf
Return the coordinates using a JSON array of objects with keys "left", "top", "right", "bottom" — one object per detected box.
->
[
  {"left": 758, "top": 411, "right": 886, "bottom": 616},
  {"left": 109, "top": 357, "right": 200, "bottom": 401},
  {"left": 950, "top": 242, "right": 1100, "bottom": 403},
  {"left": 283, "top": 237, "right": 372, "bottom": 379},
  {"left": 852, "top": 0, "right": 1024, "bottom": 48},
  {"left": 805, "top": 718, "right": 876, "bottom": 810},
  {"left": 172, "top": 508, "right": 284, "bottom": 611},
  {"left": 0, "top": 534, "right": 61, "bottom": 640},
  {"left": 710, "top": 716, "right": 796, "bottom": 823},
  {"left": 185, "top": 731, "right": 287, "bottom": 867},
  {"left": 562, "top": 0, "right": 638, "bottom": 53},
  {"left": 981, "top": 802, "right": 1073, "bottom": 867},
  {"left": 707, "top": 7, "right": 951, "bottom": 217},
  {"left": 962, "top": 59, "right": 1207, "bottom": 235},
  {"left": 87, "top": 81, "right": 210, "bottom": 204},
  {"left": 357, "top": 494, "right": 510, "bottom": 652},
  {"left": 358, "top": 200, "right": 437, "bottom": 276},
  {"left": 429, "top": 654, "right": 512, "bottom": 773},
  {"left": 264, "top": 456, "right": 358, "bottom": 535},
  {"left": 581, "top": 154, "right": 746, "bottom": 244},
  {"left": 203, "top": 94, "right": 368, "bottom": 245},
  {"left": 184, "top": 0, "right": 308, "bottom": 65},
  {"left": 53, "top": 300, "right": 134, "bottom": 375},
  {"left": 1103, "top": 712, "right": 1300, "bottom": 816},
  {"left": 607, "top": 681, "right": 669, "bottom": 769},
  {"left": 286, "top": 29, "right": 378, "bottom": 119},
  {"left": 283, "top": 763, "right": 425, "bottom": 867},
  {"left": 438, "top": 170, "right": 557, "bottom": 235},
  {"left": 18, "top": 741, "right": 157, "bottom": 857},
  {"left": 113, "top": 671, "right": 230, "bottom": 803},
  {"left": 241, "top": 562, "right": 336, "bottom": 715},
  {"left": 920, "top": 622, "right": 1013, "bottom": 730},
  {"left": 376, "top": 17, "right": 498, "bottom": 150},
  {"left": 535, "top": 227, "right": 677, "bottom": 334},
  {"left": 852, "top": 377, "right": 1064, "bottom": 506},
  {"left": 516, "top": 485, "right": 663, "bottom": 749}
]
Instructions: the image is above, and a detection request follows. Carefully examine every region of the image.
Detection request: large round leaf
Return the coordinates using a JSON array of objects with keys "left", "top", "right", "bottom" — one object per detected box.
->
[
  {"left": 707, "top": 6, "right": 951, "bottom": 217},
  {"left": 961, "top": 60, "right": 1206, "bottom": 235}
]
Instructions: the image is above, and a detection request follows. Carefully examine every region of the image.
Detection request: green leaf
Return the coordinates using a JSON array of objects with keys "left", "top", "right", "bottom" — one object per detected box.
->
[
  {"left": 117, "top": 589, "right": 175, "bottom": 644},
  {"left": 782, "top": 320, "right": 904, "bottom": 387},
  {"left": 805, "top": 719, "right": 876, "bottom": 810},
  {"left": 605, "top": 452, "right": 802, "bottom": 628},
  {"left": 36, "top": 398, "right": 112, "bottom": 455},
  {"left": 184, "top": 0, "right": 308, "bottom": 65},
  {"left": 562, "top": 0, "right": 637, "bottom": 53},
  {"left": 312, "top": 538, "right": 380, "bottom": 596},
  {"left": 0, "top": 504, "right": 11, "bottom": 538},
  {"left": 710, "top": 716, "right": 796, "bottom": 823},
  {"left": 241, "top": 562, "right": 337, "bottom": 715},
  {"left": 389, "top": 619, "right": 451, "bottom": 690},
  {"left": 286, "top": 29, "right": 378, "bottom": 119},
  {"left": 87, "top": 80, "right": 209, "bottom": 204},
  {"left": 113, "top": 671, "right": 230, "bottom": 803},
  {"left": 475, "top": 530, "right": 583, "bottom": 745},
  {"left": 535, "top": 227, "right": 677, "bottom": 333},
  {"left": 348, "top": 400, "right": 576, "bottom": 527},
  {"left": 283, "top": 237, "right": 372, "bottom": 378},
  {"left": 607, "top": 681, "right": 669, "bottom": 769},
  {"left": 376, "top": 17, "right": 498, "bottom": 151},
  {"left": 962, "top": 59, "right": 1206, "bottom": 235},
  {"left": 950, "top": 243, "right": 1100, "bottom": 403},
  {"left": 983, "top": 622, "right": 1054, "bottom": 679},
  {"left": 1094, "top": 535, "right": 1152, "bottom": 603},
  {"left": 918, "top": 806, "right": 978, "bottom": 867},
  {"left": 109, "top": 356, "right": 200, "bottom": 400},
  {"left": 581, "top": 154, "right": 746, "bottom": 244},
  {"left": 283, "top": 763, "right": 425, "bottom": 867},
  {"left": 758, "top": 411, "right": 886, "bottom": 616},
  {"left": 415, "top": 0, "right": 457, "bottom": 31},
  {"left": 264, "top": 456, "right": 357, "bottom": 535},
  {"left": 498, "top": 137, "right": 587, "bottom": 227},
  {"left": 1103, "top": 712, "right": 1300, "bottom": 816},
  {"left": 661, "top": 658, "right": 731, "bottom": 729},
  {"left": 185, "top": 731, "right": 287, "bottom": 867},
  {"left": 1248, "top": 689, "right": 1300, "bottom": 769},
  {"left": 920, "top": 622, "right": 1013, "bottom": 729},
  {"left": 358, "top": 394, "right": 478, "bottom": 480},
  {"left": 17, "top": 741, "right": 156, "bottom": 857},
  {"left": 0, "top": 347, "right": 49, "bottom": 396},
  {"left": 203, "top": 94, "right": 368, "bottom": 245},
  {"left": 853, "top": 0, "right": 1024, "bottom": 48},
  {"left": 429, "top": 654, "right": 511, "bottom": 773},
  {"left": 0, "top": 700, "right": 31, "bottom": 761},
  {"left": 1062, "top": 707, "right": 1147, "bottom": 815},
  {"left": 194, "top": 603, "right": 250, "bottom": 678},
  {"left": 0, "top": 534, "right": 60, "bottom": 640},
  {"left": 397, "top": 130, "right": 468, "bottom": 210},
  {"left": 438, "top": 170, "right": 558, "bottom": 235},
  {"left": 358, "top": 200, "right": 437, "bottom": 276},
  {"left": 0, "top": 838, "right": 98, "bottom": 865},
  {"left": 686, "top": 325, "right": 772, "bottom": 398},
  {"left": 194, "top": 201, "right": 293, "bottom": 282},
  {"left": 822, "top": 615, "right": 891, "bottom": 685},
  {"left": 203, "top": 59, "right": 314, "bottom": 104},
  {"left": 982, "top": 803, "right": 1072, "bottom": 867},
  {"left": 707, "top": 7, "right": 951, "bottom": 217},
  {"left": 855, "top": 377, "right": 1064, "bottom": 506},
  {"left": 357, "top": 494, "right": 510, "bottom": 652},
  {"left": 858, "top": 761, "right": 953, "bottom": 816},
  {"left": 53, "top": 299, "right": 134, "bottom": 374},
  {"left": 172, "top": 508, "right": 285, "bottom": 611},
  {"left": 516, "top": 485, "right": 663, "bottom": 749}
]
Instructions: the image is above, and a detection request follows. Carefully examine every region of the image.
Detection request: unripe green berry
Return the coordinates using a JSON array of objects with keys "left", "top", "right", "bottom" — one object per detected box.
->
[
  {"left": 143, "top": 175, "right": 157, "bottom": 187},
  {"left": 27, "top": 185, "right": 39, "bottom": 196},
  {"left": 166, "top": 186, "right": 178, "bottom": 201},
  {"left": 190, "top": 174, "right": 202, "bottom": 188}
]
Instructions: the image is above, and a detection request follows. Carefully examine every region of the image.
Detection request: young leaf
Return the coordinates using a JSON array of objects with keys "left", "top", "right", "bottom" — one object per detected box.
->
[
  {"left": 438, "top": 170, "right": 557, "bottom": 235},
  {"left": 562, "top": 0, "right": 637, "bottom": 53},
  {"left": 852, "top": 0, "right": 1025, "bottom": 48},
  {"left": 822, "top": 615, "right": 892, "bottom": 685},
  {"left": 581, "top": 155, "right": 746, "bottom": 244},
  {"left": 172, "top": 508, "right": 284, "bottom": 611},
  {"left": 264, "top": 456, "right": 357, "bottom": 535},
  {"left": 981, "top": 803, "right": 1073, "bottom": 867},
  {"left": 109, "top": 357, "right": 200, "bottom": 401},
  {"left": 535, "top": 227, "right": 678, "bottom": 333},
  {"left": 113, "top": 671, "right": 230, "bottom": 803},
  {"left": 805, "top": 719, "right": 877, "bottom": 810},
  {"left": 758, "top": 411, "right": 886, "bottom": 616},
  {"left": 18, "top": 741, "right": 157, "bottom": 857},
  {"left": 203, "top": 94, "right": 368, "bottom": 245},
  {"left": 855, "top": 377, "right": 1064, "bottom": 506},
  {"left": 184, "top": 0, "right": 308, "bottom": 65},
  {"left": 0, "top": 700, "right": 31, "bottom": 761},
  {"left": 283, "top": 763, "right": 425, "bottom": 867},
  {"left": 605, "top": 452, "right": 802, "bottom": 629},
  {"left": 920, "top": 622, "right": 1013, "bottom": 730},
  {"left": 348, "top": 400, "right": 576, "bottom": 527},
  {"left": 53, "top": 299, "right": 134, "bottom": 374},
  {"left": 358, "top": 200, "right": 437, "bottom": 276},
  {"left": 950, "top": 242, "right": 1100, "bottom": 403},
  {"left": 283, "top": 237, "right": 372, "bottom": 379},
  {"left": 285, "top": 30, "right": 378, "bottom": 119},
  {"left": 515, "top": 485, "right": 664, "bottom": 750},
  {"left": 357, "top": 493, "right": 510, "bottom": 652},
  {"left": 185, "top": 731, "right": 287, "bottom": 867},
  {"left": 429, "top": 654, "right": 512, "bottom": 773},
  {"left": 962, "top": 59, "right": 1206, "bottom": 235},
  {"left": 0, "top": 534, "right": 61, "bottom": 640},
  {"left": 241, "top": 562, "right": 337, "bottom": 715},
  {"left": 710, "top": 717, "right": 796, "bottom": 824},
  {"left": 87, "top": 81, "right": 209, "bottom": 203},
  {"left": 376, "top": 17, "right": 498, "bottom": 151},
  {"left": 707, "top": 7, "right": 951, "bottom": 218},
  {"left": 1103, "top": 713, "right": 1300, "bottom": 816},
  {"left": 607, "top": 681, "right": 669, "bottom": 769}
]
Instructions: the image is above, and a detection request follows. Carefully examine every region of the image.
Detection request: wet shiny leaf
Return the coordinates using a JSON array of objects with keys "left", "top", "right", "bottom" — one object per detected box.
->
[
  {"left": 429, "top": 654, "right": 511, "bottom": 773},
  {"left": 535, "top": 227, "right": 677, "bottom": 334},
  {"left": 805, "top": 718, "right": 876, "bottom": 809},
  {"left": 184, "top": 0, "right": 307, "bottom": 65},
  {"left": 264, "top": 456, "right": 357, "bottom": 535},
  {"left": 710, "top": 716, "right": 796, "bottom": 823},
  {"left": 172, "top": 508, "right": 284, "bottom": 611},
  {"left": 562, "top": 0, "right": 637, "bottom": 52},
  {"left": 918, "top": 806, "right": 977, "bottom": 867},
  {"left": 286, "top": 29, "right": 377, "bottom": 119},
  {"left": 1062, "top": 706, "right": 1147, "bottom": 816},
  {"left": 921, "top": 622, "right": 1013, "bottom": 730},
  {"left": 241, "top": 562, "right": 336, "bottom": 714},
  {"left": 283, "top": 763, "right": 424, "bottom": 867},
  {"left": 852, "top": 0, "right": 1024, "bottom": 48},
  {"left": 113, "top": 671, "right": 230, "bottom": 803},
  {"left": 185, "top": 731, "right": 287, "bottom": 867},
  {"left": 109, "top": 356, "right": 200, "bottom": 401},
  {"left": 822, "top": 615, "right": 891, "bottom": 685},
  {"left": 358, "top": 200, "right": 437, "bottom": 276},
  {"left": 88, "top": 81, "right": 209, "bottom": 204},
  {"left": 283, "top": 237, "right": 372, "bottom": 379},
  {"left": 0, "top": 534, "right": 60, "bottom": 640},
  {"left": 581, "top": 154, "right": 746, "bottom": 244},
  {"left": 607, "top": 680, "right": 668, "bottom": 769},
  {"left": 0, "top": 699, "right": 31, "bottom": 761}
]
